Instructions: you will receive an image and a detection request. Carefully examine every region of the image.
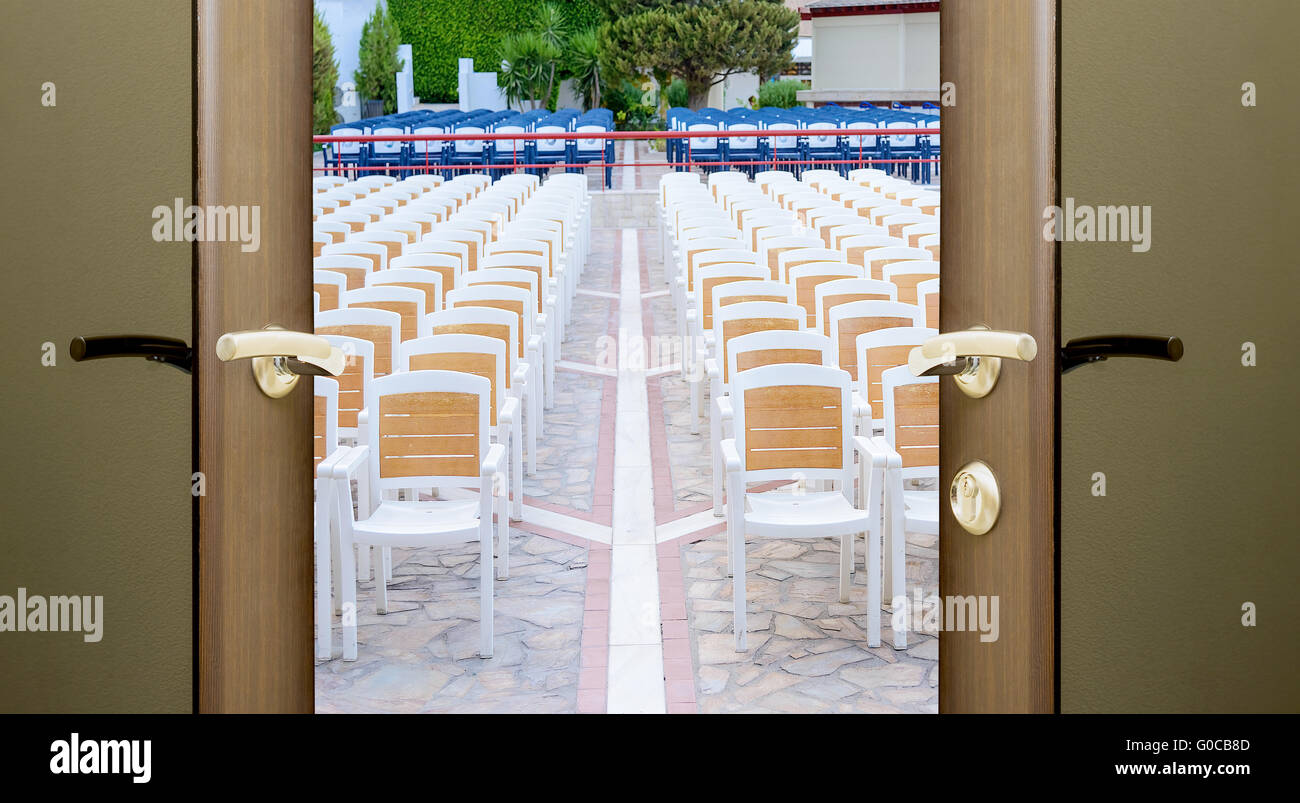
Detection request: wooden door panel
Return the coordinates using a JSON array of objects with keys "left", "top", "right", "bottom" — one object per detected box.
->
[
  {"left": 196, "top": 0, "right": 313, "bottom": 713},
  {"left": 939, "top": 0, "right": 1058, "bottom": 713}
]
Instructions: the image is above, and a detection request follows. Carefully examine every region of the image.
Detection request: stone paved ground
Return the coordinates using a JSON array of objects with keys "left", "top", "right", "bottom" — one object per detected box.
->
[
  {"left": 675, "top": 528, "right": 940, "bottom": 714},
  {"left": 316, "top": 531, "right": 589, "bottom": 714},
  {"left": 640, "top": 178, "right": 942, "bottom": 712},
  {"left": 521, "top": 371, "right": 605, "bottom": 512}
]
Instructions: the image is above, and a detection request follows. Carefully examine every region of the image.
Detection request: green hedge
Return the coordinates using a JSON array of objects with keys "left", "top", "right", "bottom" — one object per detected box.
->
[
  {"left": 389, "top": 0, "right": 602, "bottom": 103},
  {"left": 757, "top": 78, "right": 803, "bottom": 109}
]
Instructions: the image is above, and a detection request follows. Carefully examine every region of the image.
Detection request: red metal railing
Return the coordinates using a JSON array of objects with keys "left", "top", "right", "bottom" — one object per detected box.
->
[{"left": 311, "top": 127, "right": 941, "bottom": 176}]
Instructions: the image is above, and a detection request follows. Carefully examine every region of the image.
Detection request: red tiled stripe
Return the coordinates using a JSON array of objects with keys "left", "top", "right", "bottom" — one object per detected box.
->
[{"left": 578, "top": 540, "right": 611, "bottom": 714}]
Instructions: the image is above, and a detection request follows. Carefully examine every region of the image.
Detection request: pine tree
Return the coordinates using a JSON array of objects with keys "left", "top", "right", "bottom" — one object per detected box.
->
[
  {"left": 313, "top": 7, "right": 340, "bottom": 134},
  {"left": 354, "top": 1, "right": 404, "bottom": 115}
]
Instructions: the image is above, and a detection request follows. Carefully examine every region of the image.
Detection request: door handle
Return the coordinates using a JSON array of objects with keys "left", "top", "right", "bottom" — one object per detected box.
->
[
  {"left": 1060, "top": 334, "right": 1183, "bottom": 373},
  {"left": 215, "top": 325, "right": 344, "bottom": 398},
  {"left": 908, "top": 326, "right": 1038, "bottom": 398},
  {"left": 69, "top": 335, "right": 193, "bottom": 373}
]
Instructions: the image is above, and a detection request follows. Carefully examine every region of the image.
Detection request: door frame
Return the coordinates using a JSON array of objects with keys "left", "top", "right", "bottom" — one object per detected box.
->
[
  {"left": 194, "top": 0, "right": 314, "bottom": 713},
  {"left": 938, "top": 0, "right": 1059, "bottom": 712},
  {"left": 191, "top": 1, "right": 1063, "bottom": 713}
]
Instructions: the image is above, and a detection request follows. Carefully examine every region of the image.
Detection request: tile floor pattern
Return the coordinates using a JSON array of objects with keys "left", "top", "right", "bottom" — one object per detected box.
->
[
  {"left": 315, "top": 533, "right": 590, "bottom": 714},
  {"left": 670, "top": 530, "right": 939, "bottom": 714}
]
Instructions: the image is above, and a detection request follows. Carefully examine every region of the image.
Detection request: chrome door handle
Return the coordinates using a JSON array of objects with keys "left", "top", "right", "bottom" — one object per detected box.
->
[
  {"left": 70, "top": 335, "right": 193, "bottom": 373},
  {"left": 215, "top": 325, "right": 344, "bottom": 398},
  {"left": 1060, "top": 334, "right": 1183, "bottom": 373},
  {"left": 908, "top": 326, "right": 1038, "bottom": 397}
]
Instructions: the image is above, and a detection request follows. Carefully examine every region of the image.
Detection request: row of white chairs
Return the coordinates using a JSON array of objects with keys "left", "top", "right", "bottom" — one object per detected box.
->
[
  {"left": 312, "top": 171, "right": 593, "bottom": 662},
  {"left": 658, "top": 168, "right": 941, "bottom": 651}
]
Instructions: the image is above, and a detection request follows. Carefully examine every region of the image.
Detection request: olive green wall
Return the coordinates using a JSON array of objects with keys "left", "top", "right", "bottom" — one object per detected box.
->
[
  {"left": 0, "top": 1, "right": 192, "bottom": 711},
  {"left": 1060, "top": 0, "right": 1299, "bottom": 712}
]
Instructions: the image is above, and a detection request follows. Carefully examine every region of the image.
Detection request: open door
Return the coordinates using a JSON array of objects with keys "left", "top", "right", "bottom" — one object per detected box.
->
[
  {"left": 937, "top": 0, "right": 1058, "bottom": 713},
  {"left": 939, "top": 0, "right": 1298, "bottom": 713},
  {"left": 195, "top": 0, "right": 314, "bottom": 713}
]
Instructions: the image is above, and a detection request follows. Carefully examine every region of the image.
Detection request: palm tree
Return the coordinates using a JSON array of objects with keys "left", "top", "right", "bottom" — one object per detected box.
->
[
  {"left": 567, "top": 28, "right": 602, "bottom": 111},
  {"left": 498, "top": 31, "right": 558, "bottom": 111},
  {"left": 534, "top": 3, "right": 570, "bottom": 111}
]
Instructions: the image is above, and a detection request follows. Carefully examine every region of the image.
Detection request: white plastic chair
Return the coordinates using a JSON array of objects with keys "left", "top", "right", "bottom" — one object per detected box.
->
[
  {"left": 400, "top": 333, "right": 522, "bottom": 522},
  {"left": 329, "top": 370, "right": 506, "bottom": 660},
  {"left": 342, "top": 285, "right": 428, "bottom": 342},
  {"left": 426, "top": 306, "right": 537, "bottom": 477},
  {"left": 720, "top": 363, "right": 885, "bottom": 651}
]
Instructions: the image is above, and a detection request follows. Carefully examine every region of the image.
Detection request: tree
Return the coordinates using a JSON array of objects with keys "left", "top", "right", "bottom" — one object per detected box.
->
[
  {"left": 497, "top": 31, "right": 561, "bottom": 110},
  {"left": 354, "top": 1, "right": 404, "bottom": 115},
  {"left": 567, "top": 28, "right": 603, "bottom": 110},
  {"left": 598, "top": 0, "right": 798, "bottom": 110},
  {"left": 533, "top": 2, "right": 570, "bottom": 111},
  {"left": 313, "top": 7, "right": 340, "bottom": 134}
]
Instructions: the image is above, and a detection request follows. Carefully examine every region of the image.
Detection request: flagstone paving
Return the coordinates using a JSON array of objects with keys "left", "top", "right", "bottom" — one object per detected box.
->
[
  {"left": 671, "top": 530, "right": 940, "bottom": 714},
  {"left": 315, "top": 532, "right": 589, "bottom": 714}
]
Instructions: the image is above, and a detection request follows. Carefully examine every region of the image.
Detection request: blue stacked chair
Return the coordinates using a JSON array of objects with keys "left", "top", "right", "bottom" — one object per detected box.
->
[
  {"left": 363, "top": 115, "right": 409, "bottom": 177},
  {"left": 528, "top": 110, "right": 576, "bottom": 178},
  {"left": 568, "top": 108, "right": 615, "bottom": 187},
  {"left": 665, "top": 107, "right": 691, "bottom": 171},
  {"left": 408, "top": 109, "right": 461, "bottom": 176},
  {"left": 801, "top": 106, "right": 845, "bottom": 175},
  {"left": 326, "top": 122, "right": 366, "bottom": 178},
  {"left": 723, "top": 114, "right": 763, "bottom": 177}
]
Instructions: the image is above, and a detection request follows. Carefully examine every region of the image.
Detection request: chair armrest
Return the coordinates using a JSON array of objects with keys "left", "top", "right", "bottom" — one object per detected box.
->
[
  {"left": 715, "top": 395, "right": 733, "bottom": 420},
  {"left": 720, "top": 438, "right": 742, "bottom": 473},
  {"left": 527, "top": 334, "right": 543, "bottom": 353},
  {"left": 704, "top": 357, "right": 718, "bottom": 380},
  {"left": 481, "top": 442, "right": 507, "bottom": 478},
  {"left": 512, "top": 365, "right": 529, "bottom": 389},
  {"left": 852, "top": 435, "right": 891, "bottom": 468},
  {"left": 316, "top": 448, "right": 349, "bottom": 482},
  {"left": 330, "top": 444, "right": 370, "bottom": 480},
  {"left": 500, "top": 396, "right": 520, "bottom": 423},
  {"left": 851, "top": 391, "right": 871, "bottom": 427}
]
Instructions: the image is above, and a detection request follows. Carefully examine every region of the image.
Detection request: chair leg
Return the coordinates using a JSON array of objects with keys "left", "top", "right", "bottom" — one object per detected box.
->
[
  {"left": 479, "top": 526, "right": 494, "bottom": 658},
  {"left": 545, "top": 336, "right": 555, "bottom": 409},
  {"left": 866, "top": 524, "right": 882, "bottom": 647},
  {"left": 732, "top": 522, "right": 747, "bottom": 652},
  {"left": 331, "top": 516, "right": 343, "bottom": 616},
  {"left": 315, "top": 482, "right": 333, "bottom": 661},
  {"left": 839, "top": 534, "right": 851, "bottom": 604},
  {"left": 338, "top": 505, "right": 359, "bottom": 661},
  {"left": 374, "top": 546, "right": 389, "bottom": 615},
  {"left": 533, "top": 362, "right": 546, "bottom": 438},
  {"left": 710, "top": 402, "right": 724, "bottom": 517},
  {"left": 497, "top": 488, "right": 510, "bottom": 580},
  {"left": 526, "top": 386, "right": 538, "bottom": 476},
  {"left": 886, "top": 476, "right": 908, "bottom": 650},
  {"left": 695, "top": 355, "right": 708, "bottom": 432},
  {"left": 511, "top": 413, "right": 523, "bottom": 521}
]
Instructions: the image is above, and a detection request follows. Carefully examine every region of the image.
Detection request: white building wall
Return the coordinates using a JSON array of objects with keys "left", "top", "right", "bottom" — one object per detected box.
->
[
  {"left": 708, "top": 72, "right": 760, "bottom": 110},
  {"left": 811, "top": 11, "right": 939, "bottom": 92},
  {"left": 316, "top": 0, "right": 383, "bottom": 90}
]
